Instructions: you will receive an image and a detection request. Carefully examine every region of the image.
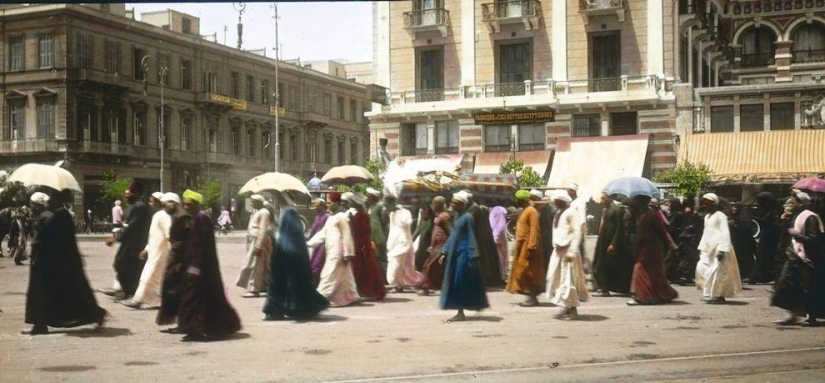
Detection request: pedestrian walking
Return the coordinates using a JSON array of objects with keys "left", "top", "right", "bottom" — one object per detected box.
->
[
  {"left": 627, "top": 195, "right": 679, "bottom": 305},
  {"left": 507, "top": 190, "right": 545, "bottom": 307},
  {"left": 155, "top": 193, "right": 191, "bottom": 332},
  {"left": 592, "top": 192, "right": 633, "bottom": 296},
  {"left": 308, "top": 192, "right": 360, "bottom": 307},
  {"left": 105, "top": 182, "right": 151, "bottom": 299},
  {"left": 695, "top": 193, "right": 742, "bottom": 304},
  {"left": 307, "top": 198, "right": 330, "bottom": 287},
  {"left": 123, "top": 192, "right": 171, "bottom": 309},
  {"left": 546, "top": 191, "right": 589, "bottom": 320},
  {"left": 384, "top": 189, "right": 419, "bottom": 292},
  {"left": 236, "top": 194, "right": 273, "bottom": 298},
  {"left": 346, "top": 193, "right": 386, "bottom": 301}
]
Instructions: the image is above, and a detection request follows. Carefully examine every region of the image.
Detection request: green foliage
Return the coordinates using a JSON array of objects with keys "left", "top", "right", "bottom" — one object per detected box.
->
[
  {"left": 500, "top": 158, "right": 545, "bottom": 188},
  {"left": 364, "top": 158, "right": 384, "bottom": 192},
  {"left": 100, "top": 170, "right": 130, "bottom": 206},
  {"left": 197, "top": 179, "right": 223, "bottom": 210},
  {"left": 653, "top": 161, "right": 713, "bottom": 197},
  {"left": 0, "top": 170, "right": 27, "bottom": 207}
]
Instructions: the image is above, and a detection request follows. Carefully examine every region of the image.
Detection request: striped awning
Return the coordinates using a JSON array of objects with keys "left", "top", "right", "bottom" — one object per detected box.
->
[{"left": 679, "top": 130, "right": 825, "bottom": 183}]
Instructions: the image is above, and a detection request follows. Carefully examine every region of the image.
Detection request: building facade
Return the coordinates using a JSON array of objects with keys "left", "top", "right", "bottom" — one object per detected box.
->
[
  {"left": 368, "top": 0, "right": 679, "bottom": 197},
  {"left": 675, "top": 0, "right": 825, "bottom": 201},
  {"left": 0, "top": 4, "right": 371, "bottom": 218}
]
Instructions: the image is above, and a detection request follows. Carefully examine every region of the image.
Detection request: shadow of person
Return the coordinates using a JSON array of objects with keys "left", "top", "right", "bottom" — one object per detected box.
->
[
  {"left": 666, "top": 300, "right": 692, "bottom": 305},
  {"left": 294, "top": 314, "right": 349, "bottom": 324},
  {"left": 62, "top": 327, "right": 132, "bottom": 338},
  {"left": 576, "top": 314, "right": 609, "bottom": 322},
  {"left": 466, "top": 315, "right": 504, "bottom": 323},
  {"left": 721, "top": 300, "right": 750, "bottom": 306},
  {"left": 381, "top": 297, "right": 413, "bottom": 304}
]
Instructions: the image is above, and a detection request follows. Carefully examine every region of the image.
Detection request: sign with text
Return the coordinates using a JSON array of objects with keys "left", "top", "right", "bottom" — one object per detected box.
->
[
  {"left": 269, "top": 106, "right": 286, "bottom": 117},
  {"left": 209, "top": 94, "right": 248, "bottom": 111},
  {"left": 474, "top": 111, "right": 555, "bottom": 125}
]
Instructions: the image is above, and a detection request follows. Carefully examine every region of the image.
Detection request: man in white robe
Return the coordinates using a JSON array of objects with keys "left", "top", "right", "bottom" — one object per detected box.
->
[
  {"left": 236, "top": 194, "right": 273, "bottom": 297},
  {"left": 308, "top": 191, "right": 360, "bottom": 306},
  {"left": 546, "top": 191, "right": 589, "bottom": 320},
  {"left": 695, "top": 193, "right": 742, "bottom": 304},
  {"left": 123, "top": 192, "right": 170, "bottom": 309},
  {"left": 384, "top": 190, "right": 420, "bottom": 292}
]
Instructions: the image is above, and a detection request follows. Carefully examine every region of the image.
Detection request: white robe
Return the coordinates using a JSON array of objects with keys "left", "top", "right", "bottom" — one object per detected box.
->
[
  {"left": 695, "top": 210, "right": 742, "bottom": 299},
  {"left": 132, "top": 209, "right": 171, "bottom": 307},
  {"left": 546, "top": 207, "right": 589, "bottom": 307},
  {"left": 308, "top": 211, "right": 360, "bottom": 306},
  {"left": 385, "top": 208, "right": 419, "bottom": 288},
  {"left": 236, "top": 208, "right": 272, "bottom": 293}
]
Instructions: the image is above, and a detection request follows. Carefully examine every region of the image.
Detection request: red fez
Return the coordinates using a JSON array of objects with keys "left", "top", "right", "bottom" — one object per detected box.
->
[
  {"left": 128, "top": 181, "right": 144, "bottom": 194},
  {"left": 328, "top": 191, "right": 341, "bottom": 202}
]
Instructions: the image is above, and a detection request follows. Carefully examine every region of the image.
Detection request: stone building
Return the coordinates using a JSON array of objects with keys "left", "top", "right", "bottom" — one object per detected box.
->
[
  {"left": 368, "top": 0, "right": 679, "bottom": 199},
  {"left": 0, "top": 4, "right": 371, "bottom": 218}
]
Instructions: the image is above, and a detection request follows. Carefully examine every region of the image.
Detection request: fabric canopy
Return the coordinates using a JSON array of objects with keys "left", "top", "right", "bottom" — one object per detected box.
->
[
  {"left": 547, "top": 134, "right": 650, "bottom": 201},
  {"left": 679, "top": 130, "right": 825, "bottom": 183},
  {"left": 473, "top": 150, "right": 553, "bottom": 178}
]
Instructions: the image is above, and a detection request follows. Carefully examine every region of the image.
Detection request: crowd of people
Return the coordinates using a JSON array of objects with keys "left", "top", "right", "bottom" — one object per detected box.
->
[{"left": 4, "top": 177, "right": 824, "bottom": 340}]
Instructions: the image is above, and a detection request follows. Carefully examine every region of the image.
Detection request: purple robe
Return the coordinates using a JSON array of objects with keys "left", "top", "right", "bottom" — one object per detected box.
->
[
  {"left": 309, "top": 210, "right": 330, "bottom": 286},
  {"left": 177, "top": 210, "right": 241, "bottom": 338}
]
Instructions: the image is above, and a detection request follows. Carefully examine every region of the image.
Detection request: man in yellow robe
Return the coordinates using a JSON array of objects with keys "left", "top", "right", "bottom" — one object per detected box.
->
[{"left": 506, "top": 190, "right": 545, "bottom": 307}]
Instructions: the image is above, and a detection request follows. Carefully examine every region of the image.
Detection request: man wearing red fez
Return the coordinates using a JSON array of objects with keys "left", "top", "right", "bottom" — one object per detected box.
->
[{"left": 105, "top": 181, "right": 152, "bottom": 299}]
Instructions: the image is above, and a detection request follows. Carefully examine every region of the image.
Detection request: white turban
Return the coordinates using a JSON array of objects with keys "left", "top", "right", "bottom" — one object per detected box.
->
[
  {"left": 30, "top": 192, "right": 50, "bottom": 206},
  {"left": 366, "top": 187, "right": 381, "bottom": 197},
  {"left": 567, "top": 183, "right": 579, "bottom": 192},
  {"left": 161, "top": 192, "right": 181, "bottom": 204},
  {"left": 795, "top": 191, "right": 811, "bottom": 205},
  {"left": 151, "top": 191, "right": 164, "bottom": 201},
  {"left": 114, "top": 200, "right": 121, "bottom": 206},
  {"left": 311, "top": 198, "right": 326, "bottom": 207},
  {"left": 250, "top": 194, "right": 265, "bottom": 202},
  {"left": 552, "top": 190, "right": 572, "bottom": 204},
  {"left": 702, "top": 193, "right": 719, "bottom": 203},
  {"left": 383, "top": 186, "right": 398, "bottom": 199},
  {"left": 349, "top": 192, "right": 366, "bottom": 206},
  {"left": 452, "top": 190, "right": 471, "bottom": 204},
  {"left": 529, "top": 189, "right": 544, "bottom": 200},
  {"left": 341, "top": 192, "right": 354, "bottom": 202}
]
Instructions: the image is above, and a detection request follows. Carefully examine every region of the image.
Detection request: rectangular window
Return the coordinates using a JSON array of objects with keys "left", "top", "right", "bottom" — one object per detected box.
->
[
  {"left": 261, "top": 130, "right": 269, "bottom": 157},
  {"left": 337, "top": 96, "right": 345, "bottom": 120},
  {"left": 306, "top": 87, "right": 315, "bottom": 112},
  {"left": 105, "top": 40, "right": 120, "bottom": 74},
  {"left": 261, "top": 79, "right": 270, "bottom": 105},
  {"left": 518, "top": 124, "right": 545, "bottom": 151},
  {"left": 324, "top": 136, "right": 332, "bottom": 163},
  {"left": 231, "top": 126, "right": 240, "bottom": 154},
  {"left": 291, "top": 134, "right": 299, "bottom": 161},
  {"left": 158, "top": 112, "right": 170, "bottom": 149},
  {"left": 711, "top": 106, "right": 734, "bottom": 133},
  {"left": 610, "top": 112, "right": 638, "bottom": 136},
  {"left": 484, "top": 125, "right": 511, "bottom": 152},
  {"left": 590, "top": 33, "right": 621, "bottom": 91},
  {"left": 572, "top": 114, "right": 601, "bottom": 137},
  {"left": 37, "top": 98, "right": 55, "bottom": 138},
  {"left": 350, "top": 139, "right": 359, "bottom": 164},
  {"left": 181, "top": 60, "right": 192, "bottom": 90},
  {"left": 277, "top": 82, "right": 284, "bottom": 107},
  {"left": 8, "top": 102, "right": 25, "bottom": 140},
  {"left": 247, "top": 129, "right": 254, "bottom": 156},
  {"left": 337, "top": 139, "right": 345, "bottom": 165},
  {"left": 323, "top": 93, "right": 332, "bottom": 116},
  {"left": 39, "top": 34, "right": 54, "bottom": 68},
  {"left": 158, "top": 54, "right": 169, "bottom": 86},
  {"left": 770, "top": 103, "right": 795, "bottom": 131},
  {"left": 9, "top": 35, "right": 24, "bottom": 71},
  {"left": 246, "top": 75, "right": 256, "bottom": 102},
  {"left": 207, "top": 72, "right": 219, "bottom": 93},
  {"left": 279, "top": 132, "right": 286, "bottom": 160},
  {"left": 417, "top": 47, "right": 444, "bottom": 101},
  {"left": 498, "top": 42, "right": 531, "bottom": 96},
  {"left": 350, "top": 100, "right": 358, "bottom": 122},
  {"left": 133, "top": 47, "right": 147, "bottom": 80},
  {"left": 230, "top": 72, "right": 240, "bottom": 98},
  {"left": 181, "top": 117, "right": 191, "bottom": 150},
  {"left": 77, "top": 34, "right": 92, "bottom": 69},
  {"left": 739, "top": 104, "right": 764, "bottom": 132},
  {"left": 182, "top": 18, "right": 192, "bottom": 34},
  {"left": 208, "top": 130, "right": 217, "bottom": 152},
  {"left": 289, "top": 85, "right": 298, "bottom": 110},
  {"left": 435, "top": 121, "right": 459, "bottom": 154},
  {"left": 133, "top": 110, "right": 146, "bottom": 145}
]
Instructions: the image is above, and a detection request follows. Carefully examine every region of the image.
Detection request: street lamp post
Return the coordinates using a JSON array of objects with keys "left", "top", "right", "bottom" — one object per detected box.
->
[
  {"left": 233, "top": 3, "right": 246, "bottom": 50},
  {"left": 273, "top": 3, "right": 280, "bottom": 172},
  {"left": 141, "top": 54, "right": 168, "bottom": 192}
]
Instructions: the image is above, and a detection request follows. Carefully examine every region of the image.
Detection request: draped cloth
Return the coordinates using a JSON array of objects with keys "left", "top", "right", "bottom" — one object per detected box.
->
[
  {"left": 25, "top": 208, "right": 106, "bottom": 328},
  {"left": 695, "top": 210, "right": 742, "bottom": 299},
  {"left": 507, "top": 206, "right": 545, "bottom": 295},
  {"left": 546, "top": 207, "right": 590, "bottom": 307},
  {"left": 386, "top": 208, "right": 420, "bottom": 288},
  {"left": 771, "top": 211, "right": 825, "bottom": 317},
  {"left": 349, "top": 209, "right": 387, "bottom": 301},
  {"left": 470, "top": 206, "right": 504, "bottom": 287},
  {"left": 593, "top": 203, "right": 633, "bottom": 294},
  {"left": 420, "top": 212, "right": 452, "bottom": 290},
  {"left": 630, "top": 210, "right": 679, "bottom": 304},
  {"left": 439, "top": 211, "right": 489, "bottom": 311},
  {"left": 263, "top": 209, "right": 330, "bottom": 319},
  {"left": 236, "top": 208, "right": 273, "bottom": 293},
  {"left": 177, "top": 210, "right": 241, "bottom": 337},
  {"left": 308, "top": 210, "right": 330, "bottom": 286},
  {"left": 489, "top": 206, "right": 509, "bottom": 281},
  {"left": 156, "top": 213, "right": 192, "bottom": 326},
  {"left": 308, "top": 211, "right": 360, "bottom": 307},
  {"left": 113, "top": 200, "right": 151, "bottom": 296},
  {"left": 132, "top": 209, "right": 172, "bottom": 307}
]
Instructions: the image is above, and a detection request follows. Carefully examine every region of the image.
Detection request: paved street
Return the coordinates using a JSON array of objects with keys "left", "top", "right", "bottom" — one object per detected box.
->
[{"left": 1, "top": 236, "right": 824, "bottom": 382}]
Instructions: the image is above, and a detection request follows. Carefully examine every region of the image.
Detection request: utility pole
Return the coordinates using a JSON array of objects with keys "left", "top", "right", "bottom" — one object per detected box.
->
[
  {"left": 160, "top": 64, "right": 168, "bottom": 192},
  {"left": 273, "top": 2, "right": 280, "bottom": 172},
  {"left": 233, "top": 3, "right": 246, "bottom": 50}
]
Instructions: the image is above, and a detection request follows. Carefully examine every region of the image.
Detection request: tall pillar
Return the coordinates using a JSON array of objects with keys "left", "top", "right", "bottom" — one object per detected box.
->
[
  {"left": 461, "top": 0, "right": 476, "bottom": 87},
  {"left": 552, "top": 0, "right": 567, "bottom": 81},
  {"left": 647, "top": 0, "right": 664, "bottom": 75}
]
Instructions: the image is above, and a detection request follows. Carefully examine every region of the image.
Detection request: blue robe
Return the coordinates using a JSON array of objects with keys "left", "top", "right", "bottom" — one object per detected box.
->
[{"left": 439, "top": 211, "right": 489, "bottom": 311}]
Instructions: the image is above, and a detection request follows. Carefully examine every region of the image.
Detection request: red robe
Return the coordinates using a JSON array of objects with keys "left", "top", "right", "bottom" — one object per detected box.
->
[{"left": 350, "top": 209, "right": 386, "bottom": 301}]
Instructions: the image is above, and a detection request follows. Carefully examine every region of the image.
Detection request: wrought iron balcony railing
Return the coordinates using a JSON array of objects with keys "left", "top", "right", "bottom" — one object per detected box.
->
[
  {"left": 481, "top": 0, "right": 541, "bottom": 32},
  {"left": 518, "top": 143, "right": 546, "bottom": 151},
  {"left": 587, "top": 77, "right": 622, "bottom": 92},
  {"left": 434, "top": 146, "right": 459, "bottom": 154},
  {"left": 792, "top": 49, "right": 825, "bottom": 64},
  {"left": 741, "top": 52, "right": 775, "bottom": 67},
  {"left": 413, "top": 88, "right": 445, "bottom": 103},
  {"left": 731, "top": 0, "right": 824, "bottom": 16},
  {"left": 403, "top": 8, "right": 450, "bottom": 37},
  {"left": 484, "top": 144, "right": 512, "bottom": 153},
  {"left": 579, "top": 0, "right": 624, "bottom": 12},
  {"left": 488, "top": 82, "right": 527, "bottom": 97}
]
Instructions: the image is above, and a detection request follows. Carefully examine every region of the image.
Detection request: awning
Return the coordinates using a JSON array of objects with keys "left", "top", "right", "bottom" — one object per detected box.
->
[
  {"left": 547, "top": 134, "right": 650, "bottom": 201},
  {"left": 473, "top": 150, "right": 553, "bottom": 178},
  {"left": 679, "top": 130, "right": 825, "bottom": 183}
]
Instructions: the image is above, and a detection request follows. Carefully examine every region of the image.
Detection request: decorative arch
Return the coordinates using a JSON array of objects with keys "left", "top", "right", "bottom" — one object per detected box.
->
[
  {"left": 733, "top": 20, "right": 783, "bottom": 46},
  {"left": 783, "top": 15, "right": 825, "bottom": 41}
]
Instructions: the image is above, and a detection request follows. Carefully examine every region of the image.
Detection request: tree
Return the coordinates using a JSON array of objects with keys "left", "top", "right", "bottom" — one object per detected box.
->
[
  {"left": 653, "top": 160, "right": 713, "bottom": 197},
  {"left": 100, "top": 170, "right": 131, "bottom": 206},
  {"left": 196, "top": 179, "right": 223, "bottom": 211},
  {"left": 337, "top": 158, "right": 385, "bottom": 193},
  {"left": 0, "top": 170, "right": 27, "bottom": 208},
  {"left": 500, "top": 158, "right": 545, "bottom": 188}
]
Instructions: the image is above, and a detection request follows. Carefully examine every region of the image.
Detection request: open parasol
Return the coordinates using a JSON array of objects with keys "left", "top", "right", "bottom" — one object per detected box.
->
[
  {"left": 239, "top": 172, "right": 310, "bottom": 197},
  {"left": 793, "top": 177, "right": 825, "bottom": 193},
  {"left": 8, "top": 163, "right": 82, "bottom": 193},
  {"left": 321, "top": 165, "right": 374, "bottom": 186},
  {"left": 602, "top": 176, "right": 661, "bottom": 198}
]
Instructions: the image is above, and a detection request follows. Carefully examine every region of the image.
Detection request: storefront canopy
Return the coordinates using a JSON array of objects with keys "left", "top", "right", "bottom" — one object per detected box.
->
[
  {"left": 547, "top": 134, "right": 651, "bottom": 201},
  {"left": 679, "top": 130, "right": 825, "bottom": 183},
  {"left": 473, "top": 150, "right": 553, "bottom": 178}
]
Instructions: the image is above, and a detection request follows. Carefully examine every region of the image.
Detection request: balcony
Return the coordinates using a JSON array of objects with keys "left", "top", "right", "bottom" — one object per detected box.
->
[
  {"left": 730, "top": 0, "right": 824, "bottom": 18},
  {"left": 741, "top": 52, "right": 775, "bottom": 67},
  {"left": 403, "top": 8, "right": 450, "bottom": 37},
  {"left": 793, "top": 49, "right": 825, "bottom": 64},
  {"left": 579, "top": 0, "right": 625, "bottom": 24},
  {"left": 481, "top": 0, "right": 541, "bottom": 33},
  {"left": 479, "top": 82, "right": 527, "bottom": 97},
  {"left": 0, "top": 138, "right": 61, "bottom": 154}
]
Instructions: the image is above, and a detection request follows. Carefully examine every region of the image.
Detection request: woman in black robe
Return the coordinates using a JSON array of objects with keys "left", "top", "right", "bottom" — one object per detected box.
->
[
  {"left": 749, "top": 192, "right": 780, "bottom": 283},
  {"left": 156, "top": 193, "right": 192, "bottom": 330},
  {"left": 729, "top": 202, "right": 756, "bottom": 280},
  {"left": 263, "top": 208, "right": 330, "bottom": 320},
  {"left": 24, "top": 191, "right": 106, "bottom": 335}
]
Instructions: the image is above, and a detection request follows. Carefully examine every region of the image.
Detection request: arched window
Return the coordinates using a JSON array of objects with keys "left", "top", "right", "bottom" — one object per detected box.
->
[
  {"left": 741, "top": 27, "right": 776, "bottom": 67},
  {"left": 792, "top": 23, "right": 825, "bottom": 64}
]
